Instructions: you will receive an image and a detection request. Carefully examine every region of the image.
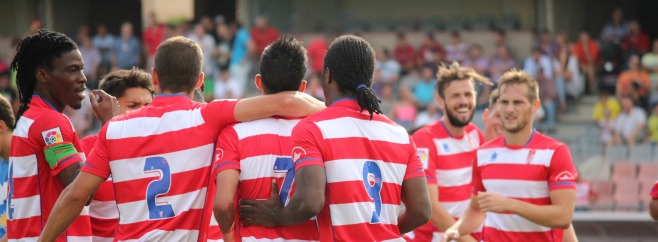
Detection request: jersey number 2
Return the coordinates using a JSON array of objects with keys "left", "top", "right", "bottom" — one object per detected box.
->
[
  {"left": 144, "top": 156, "right": 175, "bottom": 220},
  {"left": 362, "top": 161, "right": 382, "bottom": 223}
]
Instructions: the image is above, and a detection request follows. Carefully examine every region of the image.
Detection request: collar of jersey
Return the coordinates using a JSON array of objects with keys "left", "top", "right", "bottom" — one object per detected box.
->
[
  {"left": 155, "top": 94, "right": 189, "bottom": 98},
  {"left": 31, "top": 95, "right": 58, "bottom": 111},
  {"left": 330, "top": 98, "right": 357, "bottom": 107},
  {"left": 504, "top": 128, "right": 537, "bottom": 149}
]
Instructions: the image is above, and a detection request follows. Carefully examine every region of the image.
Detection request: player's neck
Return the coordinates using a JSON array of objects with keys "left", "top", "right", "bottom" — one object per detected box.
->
[
  {"left": 159, "top": 90, "right": 194, "bottom": 100},
  {"left": 504, "top": 125, "right": 535, "bottom": 147},
  {"left": 440, "top": 116, "right": 465, "bottom": 137},
  {"left": 33, "top": 90, "right": 64, "bottom": 112},
  {"left": 326, "top": 93, "right": 356, "bottom": 107}
]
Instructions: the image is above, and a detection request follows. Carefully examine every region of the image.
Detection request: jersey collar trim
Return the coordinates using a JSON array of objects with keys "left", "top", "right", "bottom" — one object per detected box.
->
[{"left": 31, "top": 95, "right": 58, "bottom": 111}]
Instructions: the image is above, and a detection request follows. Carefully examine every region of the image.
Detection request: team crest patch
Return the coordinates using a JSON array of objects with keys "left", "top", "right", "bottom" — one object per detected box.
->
[
  {"left": 556, "top": 171, "right": 575, "bottom": 181},
  {"left": 291, "top": 146, "right": 306, "bottom": 163},
  {"left": 42, "top": 127, "right": 63, "bottom": 146},
  {"left": 215, "top": 148, "right": 224, "bottom": 161},
  {"left": 417, "top": 148, "right": 430, "bottom": 169}
]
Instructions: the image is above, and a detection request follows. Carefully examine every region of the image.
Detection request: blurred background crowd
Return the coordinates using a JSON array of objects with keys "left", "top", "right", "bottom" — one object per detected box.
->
[{"left": 1, "top": 0, "right": 658, "bottom": 239}]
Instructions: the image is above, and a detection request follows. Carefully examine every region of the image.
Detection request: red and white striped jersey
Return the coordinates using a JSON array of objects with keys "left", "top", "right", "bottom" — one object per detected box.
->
[
  {"left": 293, "top": 99, "right": 425, "bottom": 242},
  {"left": 80, "top": 134, "right": 119, "bottom": 242},
  {"left": 82, "top": 95, "right": 237, "bottom": 241},
  {"left": 213, "top": 117, "right": 319, "bottom": 241},
  {"left": 651, "top": 180, "right": 658, "bottom": 199},
  {"left": 408, "top": 121, "right": 483, "bottom": 241},
  {"left": 473, "top": 131, "right": 577, "bottom": 242},
  {"left": 8, "top": 96, "right": 92, "bottom": 242}
]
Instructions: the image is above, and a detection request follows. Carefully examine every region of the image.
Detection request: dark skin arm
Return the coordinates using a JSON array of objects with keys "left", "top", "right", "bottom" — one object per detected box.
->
[
  {"left": 56, "top": 163, "right": 82, "bottom": 187},
  {"left": 239, "top": 166, "right": 326, "bottom": 227},
  {"left": 398, "top": 176, "right": 431, "bottom": 234}
]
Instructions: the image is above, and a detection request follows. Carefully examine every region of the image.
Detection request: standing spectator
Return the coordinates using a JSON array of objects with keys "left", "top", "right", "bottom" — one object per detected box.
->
[
  {"left": 534, "top": 30, "right": 559, "bottom": 57},
  {"left": 200, "top": 16, "right": 218, "bottom": 42},
  {"left": 613, "top": 96, "right": 647, "bottom": 148},
  {"left": 489, "top": 46, "right": 517, "bottom": 83},
  {"left": 307, "top": 34, "right": 329, "bottom": 75},
  {"left": 78, "top": 33, "right": 101, "bottom": 89},
  {"left": 111, "top": 22, "right": 141, "bottom": 70},
  {"left": 417, "top": 32, "right": 446, "bottom": 66},
  {"left": 525, "top": 48, "right": 557, "bottom": 133},
  {"left": 250, "top": 16, "right": 279, "bottom": 57},
  {"left": 229, "top": 22, "right": 252, "bottom": 91},
  {"left": 188, "top": 23, "right": 217, "bottom": 98},
  {"left": 143, "top": 12, "right": 167, "bottom": 71},
  {"left": 642, "top": 40, "right": 658, "bottom": 98},
  {"left": 645, "top": 101, "right": 658, "bottom": 145},
  {"left": 394, "top": 32, "right": 417, "bottom": 73},
  {"left": 600, "top": 8, "right": 629, "bottom": 45},
  {"left": 573, "top": 31, "right": 600, "bottom": 93},
  {"left": 376, "top": 48, "right": 401, "bottom": 84},
  {"left": 414, "top": 65, "right": 437, "bottom": 111},
  {"left": 445, "top": 31, "right": 468, "bottom": 63},
  {"left": 92, "top": 24, "right": 114, "bottom": 76},
  {"left": 616, "top": 55, "right": 651, "bottom": 111},
  {"left": 623, "top": 20, "right": 650, "bottom": 55},
  {"left": 593, "top": 90, "right": 622, "bottom": 122}
]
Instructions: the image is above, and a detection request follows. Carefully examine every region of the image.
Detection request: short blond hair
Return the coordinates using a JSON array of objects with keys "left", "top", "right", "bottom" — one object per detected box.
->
[
  {"left": 497, "top": 69, "right": 539, "bottom": 102},
  {"left": 436, "top": 62, "right": 491, "bottom": 98}
]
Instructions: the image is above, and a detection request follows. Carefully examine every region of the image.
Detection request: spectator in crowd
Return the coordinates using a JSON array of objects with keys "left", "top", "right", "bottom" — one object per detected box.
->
[
  {"left": 391, "top": 86, "right": 417, "bottom": 130},
  {"left": 200, "top": 16, "right": 218, "bottom": 42},
  {"left": 446, "top": 31, "right": 468, "bottom": 63},
  {"left": 305, "top": 73, "right": 324, "bottom": 101},
  {"left": 250, "top": 16, "right": 279, "bottom": 57},
  {"left": 400, "top": 68, "right": 421, "bottom": 90},
  {"left": 556, "top": 34, "right": 585, "bottom": 102},
  {"left": 616, "top": 54, "right": 651, "bottom": 111},
  {"left": 188, "top": 24, "right": 217, "bottom": 97},
  {"left": 417, "top": 32, "right": 445, "bottom": 66},
  {"left": 213, "top": 68, "right": 243, "bottom": 99},
  {"left": 414, "top": 101, "right": 441, "bottom": 129},
  {"left": 493, "top": 29, "right": 514, "bottom": 58},
  {"left": 489, "top": 46, "right": 517, "bottom": 83},
  {"left": 534, "top": 29, "right": 558, "bottom": 57},
  {"left": 307, "top": 34, "right": 329, "bottom": 75},
  {"left": 600, "top": 8, "right": 629, "bottom": 45},
  {"left": 78, "top": 30, "right": 101, "bottom": 89},
  {"left": 574, "top": 175, "right": 597, "bottom": 211},
  {"left": 613, "top": 96, "right": 647, "bottom": 148},
  {"left": 394, "top": 32, "right": 417, "bottom": 74},
  {"left": 143, "top": 12, "right": 167, "bottom": 71},
  {"left": 645, "top": 101, "right": 658, "bottom": 145},
  {"left": 525, "top": 47, "right": 558, "bottom": 133},
  {"left": 379, "top": 83, "right": 395, "bottom": 116},
  {"left": 463, "top": 44, "right": 491, "bottom": 107},
  {"left": 573, "top": 31, "right": 600, "bottom": 93},
  {"left": 598, "top": 109, "right": 616, "bottom": 147},
  {"left": 0, "top": 63, "right": 18, "bottom": 115},
  {"left": 92, "top": 24, "right": 114, "bottom": 76},
  {"left": 111, "top": 22, "right": 141, "bottom": 70},
  {"left": 376, "top": 48, "right": 401, "bottom": 84},
  {"left": 229, "top": 22, "right": 253, "bottom": 91},
  {"left": 414, "top": 65, "right": 437, "bottom": 111},
  {"left": 593, "top": 90, "right": 622, "bottom": 122},
  {"left": 641, "top": 39, "right": 658, "bottom": 98},
  {"left": 622, "top": 20, "right": 650, "bottom": 55},
  {"left": 214, "top": 22, "right": 233, "bottom": 71}
]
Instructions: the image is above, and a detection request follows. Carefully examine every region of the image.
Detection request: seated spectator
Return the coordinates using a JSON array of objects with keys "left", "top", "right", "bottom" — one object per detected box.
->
[
  {"left": 414, "top": 102, "right": 440, "bottom": 129},
  {"left": 307, "top": 34, "right": 329, "bottom": 75},
  {"left": 600, "top": 8, "right": 629, "bottom": 45},
  {"left": 534, "top": 29, "right": 558, "bottom": 57},
  {"left": 599, "top": 109, "right": 616, "bottom": 146},
  {"left": 391, "top": 86, "right": 417, "bottom": 130},
  {"left": 379, "top": 83, "right": 395, "bottom": 116},
  {"left": 613, "top": 96, "right": 647, "bottom": 148},
  {"left": 305, "top": 73, "right": 324, "bottom": 101},
  {"left": 623, "top": 20, "right": 650, "bottom": 55},
  {"left": 593, "top": 90, "right": 622, "bottom": 122},
  {"left": 493, "top": 29, "right": 516, "bottom": 59},
  {"left": 616, "top": 54, "right": 651, "bottom": 111},
  {"left": 645, "top": 101, "right": 658, "bottom": 145},
  {"left": 213, "top": 68, "right": 243, "bottom": 99},
  {"left": 376, "top": 48, "right": 401, "bottom": 84},
  {"left": 394, "top": 32, "right": 416, "bottom": 74},
  {"left": 525, "top": 47, "right": 557, "bottom": 133},
  {"left": 413, "top": 65, "right": 437, "bottom": 111},
  {"left": 573, "top": 31, "right": 600, "bottom": 93},
  {"left": 464, "top": 44, "right": 491, "bottom": 107},
  {"left": 416, "top": 32, "right": 446, "bottom": 66},
  {"left": 400, "top": 68, "right": 421, "bottom": 90},
  {"left": 489, "top": 46, "right": 517, "bottom": 83},
  {"left": 641, "top": 39, "right": 658, "bottom": 98},
  {"left": 445, "top": 31, "right": 468, "bottom": 63},
  {"left": 556, "top": 38, "right": 585, "bottom": 101}
]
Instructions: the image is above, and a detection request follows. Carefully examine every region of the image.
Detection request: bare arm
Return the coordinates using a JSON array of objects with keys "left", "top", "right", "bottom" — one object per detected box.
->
[
  {"left": 214, "top": 170, "right": 239, "bottom": 238},
  {"left": 38, "top": 172, "right": 105, "bottom": 242},
  {"left": 239, "top": 166, "right": 326, "bottom": 227},
  {"left": 398, "top": 177, "right": 431, "bottom": 234},
  {"left": 233, "top": 92, "right": 325, "bottom": 122},
  {"left": 56, "top": 163, "right": 81, "bottom": 188},
  {"left": 443, "top": 195, "right": 487, "bottom": 241},
  {"left": 427, "top": 184, "right": 477, "bottom": 242},
  {"left": 562, "top": 223, "right": 579, "bottom": 242}
]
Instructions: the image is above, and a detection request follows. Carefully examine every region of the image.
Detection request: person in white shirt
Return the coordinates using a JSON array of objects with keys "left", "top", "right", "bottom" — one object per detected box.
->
[{"left": 613, "top": 96, "right": 647, "bottom": 148}]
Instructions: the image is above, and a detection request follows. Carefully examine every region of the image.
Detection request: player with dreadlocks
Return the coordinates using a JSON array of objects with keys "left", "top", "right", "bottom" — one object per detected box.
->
[
  {"left": 239, "top": 34, "right": 431, "bottom": 241},
  {"left": 8, "top": 29, "right": 117, "bottom": 241}
]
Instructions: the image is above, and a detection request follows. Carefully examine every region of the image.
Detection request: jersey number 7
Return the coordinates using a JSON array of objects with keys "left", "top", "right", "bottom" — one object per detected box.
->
[{"left": 144, "top": 156, "right": 175, "bottom": 220}]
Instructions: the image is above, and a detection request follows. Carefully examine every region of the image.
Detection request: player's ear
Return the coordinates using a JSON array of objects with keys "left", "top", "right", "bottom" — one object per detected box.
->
[
  {"left": 151, "top": 68, "right": 161, "bottom": 88},
  {"left": 35, "top": 68, "right": 48, "bottom": 84},
  {"left": 435, "top": 94, "right": 445, "bottom": 111},
  {"left": 195, "top": 72, "right": 205, "bottom": 89},
  {"left": 323, "top": 68, "right": 332, "bottom": 84},
  {"left": 255, "top": 74, "right": 264, "bottom": 94},
  {"left": 298, "top": 80, "right": 307, "bottom": 92},
  {"left": 0, "top": 121, "right": 7, "bottom": 134},
  {"left": 532, "top": 98, "right": 541, "bottom": 112}
]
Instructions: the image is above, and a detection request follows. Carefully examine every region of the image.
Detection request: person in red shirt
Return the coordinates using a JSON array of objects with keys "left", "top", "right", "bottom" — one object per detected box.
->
[
  {"left": 250, "top": 16, "right": 280, "bottom": 57},
  {"left": 572, "top": 31, "right": 600, "bottom": 93},
  {"left": 623, "top": 20, "right": 650, "bottom": 55},
  {"left": 417, "top": 32, "right": 446, "bottom": 67},
  {"left": 143, "top": 12, "right": 167, "bottom": 71},
  {"left": 394, "top": 32, "right": 417, "bottom": 73},
  {"left": 307, "top": 34, "right": 329, "bottom": 75},
  {"left": 239, "top": 34, "right": 431, "bottom": 242}
]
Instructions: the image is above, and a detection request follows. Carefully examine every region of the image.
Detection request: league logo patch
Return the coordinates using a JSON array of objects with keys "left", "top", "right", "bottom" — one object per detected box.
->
[
  {"left": 556, "top": 171, "right": 575, "bottom": 181},
  {"left": 291, "top": 146, "right": 306, "bottom": 163},
  {"left": 41, "top": 127, "right": 63, "bottom": 146},
  {"left": 417, "top": 148, "right": 430, "bottom": 169}
]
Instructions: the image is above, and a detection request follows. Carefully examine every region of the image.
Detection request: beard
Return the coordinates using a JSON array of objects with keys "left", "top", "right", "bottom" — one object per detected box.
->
[
  {"left": 503, "top": 116, "right": 530, "bottom": 133},
  {"left": 445, "top": 105, "right": 474, "bottom": 128}
]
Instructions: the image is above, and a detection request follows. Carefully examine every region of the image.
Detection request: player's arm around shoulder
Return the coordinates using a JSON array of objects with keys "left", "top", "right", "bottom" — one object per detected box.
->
[
  {"left": 213, "top": 126, "right": 241, "bottom": 239},
  {"left": 233, "top": 91, "right": 325, "bottom": 122}
]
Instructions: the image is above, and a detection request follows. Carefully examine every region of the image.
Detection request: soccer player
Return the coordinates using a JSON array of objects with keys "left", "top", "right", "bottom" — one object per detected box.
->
[
  {"left": 8, "top": 29, "right": 117, "bottom": 242},
  {"left": 650, "top": 180, "right": 658, "bottom": 220},
  {"left": 407, "top": 62, "right": 489, "bottom": 242},
  {"left": 213, "top": 36, "right": 318, "bottom": 242},
  {"left": 0, "top": 95, "right": 15, "bottom": 241},
  {"left": 239, "top": 35, "right": 431, "bottom": 241},
  {"left": 38, "top": 36, "right": 324, "bottom": 242},
  {"left": 79, "top": 68, "right": 154, "bottom": 242},
  {"left": 443, "top": 70, "right": 577, "bottom": 242}
]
